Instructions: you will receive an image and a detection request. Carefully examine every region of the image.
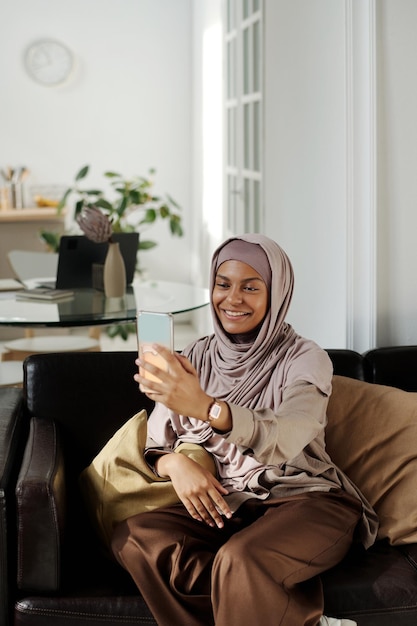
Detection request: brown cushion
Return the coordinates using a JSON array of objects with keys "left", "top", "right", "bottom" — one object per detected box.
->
[{"left": 326, "top": 375, "right": 417, "bottom": 545}]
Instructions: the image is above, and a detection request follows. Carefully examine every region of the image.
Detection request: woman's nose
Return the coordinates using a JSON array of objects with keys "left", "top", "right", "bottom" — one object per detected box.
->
[{"left": 227, "top": 286, "right": 243, "bottom": 304}]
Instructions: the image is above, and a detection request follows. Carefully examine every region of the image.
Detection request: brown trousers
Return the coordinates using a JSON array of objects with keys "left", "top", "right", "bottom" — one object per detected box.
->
[{"left": 111, "top": 490, "right": 362, "bottom": 626}]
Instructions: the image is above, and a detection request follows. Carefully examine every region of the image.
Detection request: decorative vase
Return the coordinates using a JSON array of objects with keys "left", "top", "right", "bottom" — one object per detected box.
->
[{"left": 103, "top": 241, "right": 126, "bottom": 297}]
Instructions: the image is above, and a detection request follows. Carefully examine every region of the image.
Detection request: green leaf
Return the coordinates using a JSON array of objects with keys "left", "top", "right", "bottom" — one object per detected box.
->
[
  {"left": 75, "top": 165, "right": 89, "bottom": 181},
  {"left": 139, "top": 240, "right": 157, "bottom": 250},
  {"left": 106, "top": 322, "right": 136, "bottom": 341},
  {"left": 166, "top": 193, "right": 182, "bottom": 210},
  {"left": 110, "top": 221, "right": 121, "bottom": 233},
  {"left": 104, "top": 171, "right": 121, "bottom": 178},
  {"left": 118, "top": 326, "right": 127, "bottom": 340},
  {"left": 74, "top": 199, "right": 85, "bottom": 216},
  {"left": 85, "top": 189, "right": 103, "bottom": 196},
  {"left": 114, "top": 186, "right": 128, "bottom": 195},
  {"left": 130, "top": 189, "right": 145, "bottom": 205},
  {"left": 95, "top": 198, "right": 114, "bottom": 211},
  {"left": 160, "top": 205, "right": 169, "bottom": 218},
  {"left": 120, "top": 223, "right": 135, "bottom": 233},
  {"left": 117, "top": 196, "right": 128, "bottom": 217},
  {"left": 170, "top": 217, "right": 184, "bottom": 237},
  {"left": 39, "top": 230, "right": 61, "bottom": 253},
  {"left": 57, "top": 188, "right": 71, "bottom": 213},
  {"left": 106, "top": 325, "right": 118, "bottom": 338},
  {"left": 140, "top": 208, "right": 157, "bottom": 224}
]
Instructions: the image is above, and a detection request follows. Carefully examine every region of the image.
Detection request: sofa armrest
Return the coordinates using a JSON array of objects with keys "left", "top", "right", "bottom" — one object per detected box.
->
[
  {"left": 0, "top": 387, "right": 25, "bottom": 499},
  {"left": 16, "top": 417, "right": 66, "bottom": 592},
  {"left": 0, "top": 387, "right": 25, "bottom": 625}
]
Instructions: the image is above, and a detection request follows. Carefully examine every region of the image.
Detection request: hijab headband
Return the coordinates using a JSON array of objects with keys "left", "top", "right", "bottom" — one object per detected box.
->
[{"left": 215, "top": 239, "right": 272, "bottom": 290}]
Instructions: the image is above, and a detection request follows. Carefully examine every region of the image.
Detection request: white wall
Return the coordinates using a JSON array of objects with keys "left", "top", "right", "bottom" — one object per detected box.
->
[
  {"left": 0, "top": 0, "right": 193, "bottom": 282},
  {"left": 191, "top": 0, "right": 224, "bottom": 289},
  {"left": 264, "top": 0, "right": 348, "bottom": 348},
  {"left": 189, "top": 0, "right": 223, "bottom": 338},
  {"left": 264, "top": 0, "right": 417, "bottom": 351},
  {"left": 3, "top": 0, "right": 417, "bottom": 350},
  {"left": 377, "top": 0, "right": 417, "bottom": 347}
]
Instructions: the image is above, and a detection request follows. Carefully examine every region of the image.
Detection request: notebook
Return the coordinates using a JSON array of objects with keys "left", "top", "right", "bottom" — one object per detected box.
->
[
  {"left": 0, "top": 278, "right": 24, "bottom": 291},
  {"left": 40, "top": 233, "right": 139, "bottom": 289},
  {"left": 16, "top": 288, "right": 74, "bottom": 301}
]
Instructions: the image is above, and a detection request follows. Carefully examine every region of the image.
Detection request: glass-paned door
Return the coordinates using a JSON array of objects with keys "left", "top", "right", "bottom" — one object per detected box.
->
[{"left": 224, "top": 0, "right": 263, "bottom": 236}]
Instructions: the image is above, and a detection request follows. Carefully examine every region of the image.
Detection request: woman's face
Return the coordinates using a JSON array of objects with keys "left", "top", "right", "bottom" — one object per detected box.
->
[{"left": 212, "top": 260, "right": 269, "bottom": 335}]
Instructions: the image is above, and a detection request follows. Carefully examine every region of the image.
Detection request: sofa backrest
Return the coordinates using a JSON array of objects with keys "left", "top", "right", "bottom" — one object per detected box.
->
[
  {"left": 364, "top": 346, "right": 417, "bottom": 391},
  {"left": 22, "top": 346, "right": 417, "bottom": 483},
  {"left": 325, "top": 349, "right": 365, "bottom": 380},
  {"left": 24, "top": 351, "right": 155, "bottom": 474},
  {"left": 21, "top": 351, "right": 156, "bottom": 592}
]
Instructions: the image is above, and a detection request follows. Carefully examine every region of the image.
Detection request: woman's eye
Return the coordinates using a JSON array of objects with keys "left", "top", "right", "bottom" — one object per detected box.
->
[
  {"left": 216, "top": 282, "right": 229, "bottom": 289},
  {"left": 244, "top": 286, "right": 258, "bottom": 292}
]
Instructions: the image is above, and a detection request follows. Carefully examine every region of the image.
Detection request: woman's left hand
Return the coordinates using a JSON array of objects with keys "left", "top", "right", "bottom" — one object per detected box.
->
[{"left": 134, "top": 344, "right": 212, "bottom": 421}]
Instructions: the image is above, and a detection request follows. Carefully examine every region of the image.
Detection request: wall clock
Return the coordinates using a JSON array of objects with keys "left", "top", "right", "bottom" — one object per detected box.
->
[{"left": 24, "top": 39, "right": 74, "bottom": 86}]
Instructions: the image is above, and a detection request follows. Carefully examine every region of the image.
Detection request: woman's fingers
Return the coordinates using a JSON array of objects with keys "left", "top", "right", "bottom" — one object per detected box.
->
[
  {"left": 174, "top": 353, "right": 198, "bottom": 375},
  {"left": 135, "top": 347, "right": 182, "bottom": 387},
  {"left": 134, "top": 354, "right": 169, "bottom": 395},
  {"left": 184, "top": 485, "right": 232, "bottom": 529},
  {"left": 185, "top": 494, "right": 231, "bottom": 529}
]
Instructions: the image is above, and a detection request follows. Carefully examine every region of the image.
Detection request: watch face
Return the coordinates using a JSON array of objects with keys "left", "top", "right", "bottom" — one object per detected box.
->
[
  {"left": 209, "top": 401, "right": 221, "bottom": 420},
  {"left": 24, "top": 39, "right": 74, "bottom": 86}
]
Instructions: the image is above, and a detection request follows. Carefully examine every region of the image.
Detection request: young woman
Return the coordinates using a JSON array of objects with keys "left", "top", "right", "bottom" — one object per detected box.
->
[{"left": 111, "top": 234, "right": 377, "bottom": 626}]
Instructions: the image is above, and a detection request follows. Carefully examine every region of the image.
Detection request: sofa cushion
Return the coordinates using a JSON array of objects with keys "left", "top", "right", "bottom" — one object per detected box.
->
[
  {"left": 80, "top": 410, "right": 216, "bottom": 547},
  {"left": 326, "top": 375, "right": 417, "bottom": 545}
]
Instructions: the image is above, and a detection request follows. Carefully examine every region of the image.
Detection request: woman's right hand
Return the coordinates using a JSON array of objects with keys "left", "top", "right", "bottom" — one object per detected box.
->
[{"left": 156, "top": 453, "right": 232, "bottom": 528}]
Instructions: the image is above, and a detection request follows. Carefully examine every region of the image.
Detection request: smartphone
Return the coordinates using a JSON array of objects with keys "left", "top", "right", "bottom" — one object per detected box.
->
[{"left": 137, "top": 311, "right": 174, "bottom": 383}]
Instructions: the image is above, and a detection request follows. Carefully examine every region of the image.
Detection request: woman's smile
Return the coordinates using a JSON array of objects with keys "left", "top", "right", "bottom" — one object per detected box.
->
[{"left": 222, "top": 310, "right": 250, "bottom": 317}]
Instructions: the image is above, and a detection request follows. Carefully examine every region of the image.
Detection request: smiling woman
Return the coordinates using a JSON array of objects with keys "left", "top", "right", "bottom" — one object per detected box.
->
[{"left": 104, "top": 233, "right": 378, "bottom": 626}]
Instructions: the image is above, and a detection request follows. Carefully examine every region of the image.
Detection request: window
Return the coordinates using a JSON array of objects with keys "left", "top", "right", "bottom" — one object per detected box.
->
[{"left": 224, "top": 0, "right": 263, "bottom": 235}]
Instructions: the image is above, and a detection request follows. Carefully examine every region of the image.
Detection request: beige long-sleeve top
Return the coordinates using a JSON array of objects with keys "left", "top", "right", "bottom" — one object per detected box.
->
[{"left": 145, "top": 380, "right": 378, "bottom": 549}]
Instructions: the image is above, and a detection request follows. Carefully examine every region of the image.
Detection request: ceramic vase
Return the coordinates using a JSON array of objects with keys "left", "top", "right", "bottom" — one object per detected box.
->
[{"left": 103, "top": 241, "right": 126, "bottom": 297}]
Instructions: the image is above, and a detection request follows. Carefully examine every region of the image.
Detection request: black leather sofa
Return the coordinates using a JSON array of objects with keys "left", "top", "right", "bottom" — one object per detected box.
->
[
  {"left": 0, "top": 387, "right": 26, "bottom": 626},
  {"left": 1, "top": 346, "right": 417, "bottom": 626}
]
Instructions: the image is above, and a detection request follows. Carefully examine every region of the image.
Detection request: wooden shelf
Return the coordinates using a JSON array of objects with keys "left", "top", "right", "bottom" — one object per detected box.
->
[
  {"left": 0, "top": 208, "right": 64, "bottom": 223},
  {"left": 0, "top": 208, "right": 66, "bottom": 279}
]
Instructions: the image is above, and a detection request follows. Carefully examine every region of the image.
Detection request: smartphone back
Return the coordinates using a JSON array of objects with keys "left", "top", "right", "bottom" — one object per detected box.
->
[{"left": 137, "top": 311, "right": 174, "bottom": 383}]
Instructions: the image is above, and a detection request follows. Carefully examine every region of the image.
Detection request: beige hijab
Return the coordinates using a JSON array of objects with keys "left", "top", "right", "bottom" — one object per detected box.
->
[
  {"left": 185, "top": 233, "right": 331, "bottom": 406},
  {"left": 147, "top": 235, "right": 332, "bottom": 498}
]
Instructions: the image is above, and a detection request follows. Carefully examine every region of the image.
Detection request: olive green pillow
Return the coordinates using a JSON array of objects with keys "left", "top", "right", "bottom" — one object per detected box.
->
[
  {"left": 326, "top": 375, "right": 417, "bottom": 545},
  {"left": 80, "top": 409, "right": 216, "bottom": 547}
]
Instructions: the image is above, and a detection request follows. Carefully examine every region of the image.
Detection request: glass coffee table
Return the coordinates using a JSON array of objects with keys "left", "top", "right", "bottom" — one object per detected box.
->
[{"left": 0, "top": 279, "right": 210, "bottom": 329}]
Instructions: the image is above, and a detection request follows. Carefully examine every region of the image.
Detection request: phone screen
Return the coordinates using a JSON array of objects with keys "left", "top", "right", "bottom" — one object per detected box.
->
[{"left": 137, "top": 311, "right": 174, "bottom": 383}]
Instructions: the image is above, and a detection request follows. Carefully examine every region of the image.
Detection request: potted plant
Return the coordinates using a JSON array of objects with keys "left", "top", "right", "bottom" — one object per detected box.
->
[
  {"left": 40, "top": 165, "right": 184, "bottom": 340},
  {"left": 41, "top": 165, "right": 183, "bottom": 265}
]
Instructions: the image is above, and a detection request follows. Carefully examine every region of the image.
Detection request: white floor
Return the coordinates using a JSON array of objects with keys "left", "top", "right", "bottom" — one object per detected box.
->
[
  {"left": 0, "top": 321, "right": 203, "bottom": 387},
  {"left": 1, "top": 317, "right": 206, "bottom": 361},
  {"left": 1, "top": 321, "right": 201, "bottom": 355},
  {"left": 0, "top": 305, "right": 213, "bottom": 389},
  {"left": 99, "top": 320, "right": 202, "bottom": 352}
]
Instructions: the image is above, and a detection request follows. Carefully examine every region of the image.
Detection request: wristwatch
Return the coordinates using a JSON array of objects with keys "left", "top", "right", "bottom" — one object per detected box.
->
[{"left": 208, "top": 399, "right": 221, "bottom": 421}]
